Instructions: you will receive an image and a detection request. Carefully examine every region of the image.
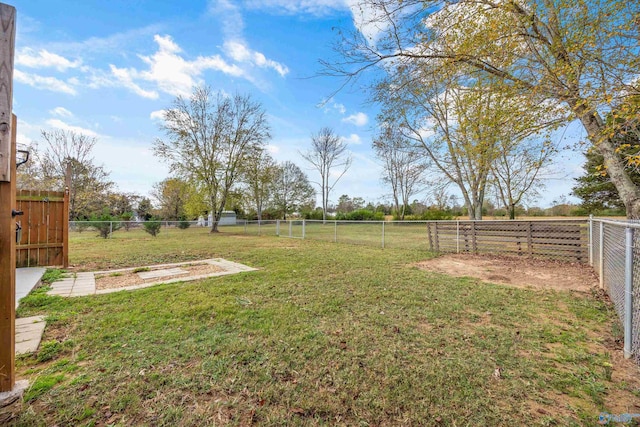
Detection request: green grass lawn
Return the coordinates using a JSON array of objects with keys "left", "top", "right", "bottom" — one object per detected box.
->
[{"left": 11, "top": 228, "right": 639, "bottom": 426}]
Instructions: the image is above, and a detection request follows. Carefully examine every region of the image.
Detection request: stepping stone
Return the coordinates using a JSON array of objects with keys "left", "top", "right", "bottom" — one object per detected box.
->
[
  {"left": 15, "top": 316, "right": 46, "bottom": 355},
  {"left": 137, "top": 267, "right": 189, "bottom": 280}
]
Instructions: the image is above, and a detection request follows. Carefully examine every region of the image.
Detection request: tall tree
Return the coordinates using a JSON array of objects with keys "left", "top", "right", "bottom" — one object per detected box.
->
[
  {"left": 270, "top": 161, "right": 316, "bottom": 220},
  {"left": 327, "top": 0, "right": 640, "bottom": 217},
  {"left": 491, "top": 136, "right": 557, "bottom": 220},
  {"left": 373, "top": 124, "right": 429, "bottom": 220},
  {"left": 39, "top": 129, "right": 114, "bottom": 219},
  {"left": 301, "top": 127, "right": 352, "bottom": 222},
  {"left": 154, "top": 87, "right": 270, "bottom": 232},
  {"left": 242, "top": 148, "right": 278, "bottom": 221}
]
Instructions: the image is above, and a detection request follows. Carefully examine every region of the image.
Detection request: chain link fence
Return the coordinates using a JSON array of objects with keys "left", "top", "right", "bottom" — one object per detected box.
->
[
  {"left": 590, "top": 218, "right": 639, "bottom": 363},
  {"left": 70, "top": 217, "right": 636, "bottom": 363}
]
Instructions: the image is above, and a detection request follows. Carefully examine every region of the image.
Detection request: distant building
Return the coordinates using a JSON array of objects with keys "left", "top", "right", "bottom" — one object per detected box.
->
[{"left": 207, "top": 211, "right": 237, "bottom": 226}]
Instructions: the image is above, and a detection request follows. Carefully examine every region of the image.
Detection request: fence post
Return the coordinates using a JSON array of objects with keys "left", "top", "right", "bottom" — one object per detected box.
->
[
  {"left": 276, "top": 220, "right": 280, "bottom": 236},
  {"left": 624, "top": 226, "right": 634, "bottom": 359},
  {"left": 302, "top": 220, "right": 306, "bottom": 240},
  {"left": 258, "top": 220, "right": 261, "bottom": 236},
  {"left": 382, "top": 221, "right": 385, "bottom": 249},
  {"left": 244, "top": 220, "right": 247, "bottom": 234},
  {"left": 334, "top": 221, "right": 337, "bottom": 243},
  {"left": 599, "top": 221, "right": 604, "bottom": 289},
  {"left": 456, "top": 220, "right": 460, "bottom": 254},
  {"left": 109, "top": 221, "right": 113, "bottom": 238},
  {"left": 588, "top": 215, "right": 593, "bottom": 266},
  {"left": 289, "top": 220, "right": 292, "bottom": 238}
]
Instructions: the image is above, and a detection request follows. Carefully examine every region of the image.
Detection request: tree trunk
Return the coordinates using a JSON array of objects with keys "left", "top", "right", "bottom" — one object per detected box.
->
[
  {"left": 577, "top": 108, "right": 640, "bottom": 219},
  {"left": 509, "top": 203, "right": 515, "bottom": 220}
]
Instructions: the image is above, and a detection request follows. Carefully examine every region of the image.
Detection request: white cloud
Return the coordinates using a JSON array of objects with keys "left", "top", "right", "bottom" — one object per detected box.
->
[
  {"left": 223, "top": 40, "right": 289, "bottom": 77},
  {"left": 110, "top": 34, "right": 247, "bottom": 98},
  {"left": 342, "top": 112, "right": 368, "bottom": 126},
  {"left": 342, "top": 133, "right": 362, "bottom": 145},
  {"left": 149, "top": 110, "right": 166, "bottom": 120},
  {"left": 49, "top": 107, "right": 74, "bottom": 118},
  {"left": 45, "top": 119, "right": 99, "bottom": 137},
  {"left": 14, "top": 69, "right": 77, "bottom": 95},
  {"left": 346, "top": 0, "right": 390, "bottom": 44},
  {"left": 318, "top": 98, "right": 346, "bottom": 114},
  {"left": 208, "top": 1, "right": 290, "bottom": 83},
  {"left": 16, "top": 48, "right": 82, "bottom": 71},
  {"left": 109, "top": 64, "right": 160, "bottom": 99},
  {"left": 243, "top": 0, "right": 348, "bottom": 16}
]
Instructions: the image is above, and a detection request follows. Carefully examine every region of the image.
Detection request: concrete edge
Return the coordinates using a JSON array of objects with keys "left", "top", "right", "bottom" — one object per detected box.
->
[{"left": 94, "top": 267, "right": 258, "bottom": 295}]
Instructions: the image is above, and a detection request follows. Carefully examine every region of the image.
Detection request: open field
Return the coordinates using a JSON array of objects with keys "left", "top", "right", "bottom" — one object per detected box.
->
[{"left": 11, "top": 228, "right": 640, "bottom": 426}]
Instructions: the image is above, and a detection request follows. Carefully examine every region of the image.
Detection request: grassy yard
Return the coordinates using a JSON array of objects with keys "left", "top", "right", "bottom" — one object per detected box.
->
[{"left": 11, "top": 228, "right": 640, "bottom": 426}]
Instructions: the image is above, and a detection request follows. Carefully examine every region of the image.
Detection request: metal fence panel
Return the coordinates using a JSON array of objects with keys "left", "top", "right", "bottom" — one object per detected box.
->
[{"left": 591, "top": 218, "right": 639, "bottom": 364}]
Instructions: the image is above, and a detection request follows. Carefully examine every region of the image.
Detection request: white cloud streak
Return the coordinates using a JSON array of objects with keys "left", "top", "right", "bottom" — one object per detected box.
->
[
  {"left": 49, "top": 107, "right": 74, "bottom": 118},
  {"left": 45, "top": 119, "right": 99, "bottom": 137},
  {"left": 16, "top": 48, "right": 82, "bottom": 71},
  {"left": 14, "top": 69, "right": 77, "bottom": 95},
  {"left": 243, "top": 0, "right": 348, "bottom": 16}
]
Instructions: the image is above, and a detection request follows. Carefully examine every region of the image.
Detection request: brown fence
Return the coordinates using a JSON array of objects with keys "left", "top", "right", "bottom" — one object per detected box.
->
[
  {"left": 426, "top": 220, "right": 589, "bottom": 262},
  {"left": 15, "top": 189, "right": 69, "bottom": 267}
]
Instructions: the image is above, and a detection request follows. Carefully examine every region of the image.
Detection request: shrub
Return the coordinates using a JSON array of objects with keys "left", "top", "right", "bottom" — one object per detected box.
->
[
  {"left": 336, "top": 209, "right": 384, "bottom": 221},
  {"left": 402, "top": 209, "right": 454, "bottom": 221},
  {"left": 74, "top": 221, "right": 90, "bottom": 233},
  {"left": 120, "top": 212, "right": 134, "bottom": 231},
  {"left": 302, "top": 209, "right": 325, "bottom": 220},
  {"left": 178, "top": 217, "right": 191, "bottom": 229},
  {"left": 143, "top": 218, "right": 162, "bottom": 237},
  {"left": 88, "top": 211, "right": 121, "bottom": 239}
]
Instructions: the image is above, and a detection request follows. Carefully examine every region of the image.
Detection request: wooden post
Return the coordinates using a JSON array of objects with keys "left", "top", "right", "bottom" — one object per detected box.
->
[
  {"left": 0, "top": 114, "right": 16, "bottom": 392},
  {"left": 0, "top": 3, "right": 15, "bottom": 394},
  {"left": 62, "top": 164, "right": 70, "bottom": 268},
  {"left": 0, "top": 4, "right": 14, "bottom": 183}
]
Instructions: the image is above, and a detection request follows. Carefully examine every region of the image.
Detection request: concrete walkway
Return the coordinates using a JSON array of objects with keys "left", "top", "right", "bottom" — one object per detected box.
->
[
  {"left": 47, "top": 272, "right": 95, "bottom": 297},
  {"left": 15, "top": 267, "right": 46, "bottom": 309},
  {"left": 15, "top": 268, "right": 47, "bottom": 356}
]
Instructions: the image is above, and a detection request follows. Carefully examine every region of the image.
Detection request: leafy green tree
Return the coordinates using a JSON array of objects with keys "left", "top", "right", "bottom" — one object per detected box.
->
[
  {"left": 152, "top": 178, "right": 191, "bottom": 220},
  {"left": 270, "top": 161, "right": 316, "bottom": 220}
]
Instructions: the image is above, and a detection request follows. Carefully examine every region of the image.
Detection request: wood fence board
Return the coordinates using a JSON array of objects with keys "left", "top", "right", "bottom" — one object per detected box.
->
[
  {"left": 15, "top": 189, "right": 67, "bottom": 267},
  {"left": 427, "top": 220, "right": 589, "bottom": 262}
]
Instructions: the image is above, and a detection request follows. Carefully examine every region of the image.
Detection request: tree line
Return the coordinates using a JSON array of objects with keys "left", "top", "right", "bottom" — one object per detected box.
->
[{"left": 18, "top": 1, "right": 638, "bottom": 221}]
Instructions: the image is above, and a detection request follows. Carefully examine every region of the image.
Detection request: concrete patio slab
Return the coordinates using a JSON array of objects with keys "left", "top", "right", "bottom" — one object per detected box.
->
[
  {"left": 15, "top": 316, "right": 46, "bottom": 355},
  {"left": 15, "top": 267, "right": 46, "bottom": 309}
]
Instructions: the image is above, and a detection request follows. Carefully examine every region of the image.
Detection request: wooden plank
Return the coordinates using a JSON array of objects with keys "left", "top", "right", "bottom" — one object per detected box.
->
[
  {"left": 17, "top": 242, "right": 64, "bottom": 250},
  {"left": 0, "top": 112, "right": 16, "bottom": 392}
]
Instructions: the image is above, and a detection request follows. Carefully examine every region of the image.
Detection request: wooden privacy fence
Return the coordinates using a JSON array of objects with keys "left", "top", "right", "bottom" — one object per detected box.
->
[
  {"left": 426, "top": 219, "right": 589, "bottom": 262},
  {"left": 15, "top": 189, "right": 69, "bottom": 267}
]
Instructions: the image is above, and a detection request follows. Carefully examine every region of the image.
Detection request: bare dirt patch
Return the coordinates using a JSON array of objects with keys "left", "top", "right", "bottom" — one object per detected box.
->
[
  {"left": 95, "top": 263, "right": 223, "bottom": 290},
  {"left": 415, "top": 254, "right": 598, "bottom": 293}
]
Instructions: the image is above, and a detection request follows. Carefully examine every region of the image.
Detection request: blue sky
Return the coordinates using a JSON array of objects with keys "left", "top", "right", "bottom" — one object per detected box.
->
[{"left": 10, "top": 0, "right": 582, "bottom": 209}]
